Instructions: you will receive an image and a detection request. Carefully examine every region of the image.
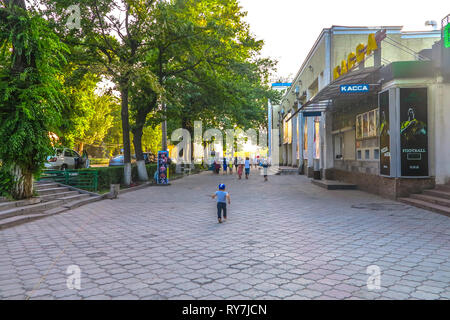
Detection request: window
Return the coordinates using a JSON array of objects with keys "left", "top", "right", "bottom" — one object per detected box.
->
[
  {"left": 356, "top": 108, "right": 379, "bottom": 139},
  {"left": 365, "top": 149, "right": 370, "bottom": 160},
  {"left": 374, "top": 149, "right": 380, "bottom": 160},
  {"left": 357, "top": 150, "right": 362, "bottom": 160}
]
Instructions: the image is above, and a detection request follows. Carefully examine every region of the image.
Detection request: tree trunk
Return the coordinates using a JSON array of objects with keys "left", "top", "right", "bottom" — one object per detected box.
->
[
  {"left": 78, "top": 142, "right": 84, "bottom": 155},
  {"left": 120, "top": 84, "right": 132, "bottom": 186},
  {"left": 132, "top": 126, "right": 148, "bottom": 181},
  {"left": 10, "top": 164, "right": 33, "bottom": 200}
]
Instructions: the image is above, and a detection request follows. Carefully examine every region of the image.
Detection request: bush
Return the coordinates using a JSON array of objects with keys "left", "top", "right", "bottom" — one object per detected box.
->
[
  {"left": 89, "top": 158, "right": 110, "bottom": 165},
  {"left": 87, "top": 163, "right": 174, "bottom": 190},
  {"left": 0, "top": 165, "right": 13, "bottom": 198}
]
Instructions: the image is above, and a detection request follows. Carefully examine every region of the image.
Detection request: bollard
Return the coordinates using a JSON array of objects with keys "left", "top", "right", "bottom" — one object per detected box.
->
[
  {"left": 109, "top": 184, "right": 120, "bottom": 199},
  {"left": 313, "top": 159, "right": 321, "bottom": 180}
]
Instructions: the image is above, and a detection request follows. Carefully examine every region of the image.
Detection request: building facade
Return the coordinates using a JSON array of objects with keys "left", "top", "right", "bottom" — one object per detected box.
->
[{"left": 272, "top": 24, "right": 447, "bottom": 199}]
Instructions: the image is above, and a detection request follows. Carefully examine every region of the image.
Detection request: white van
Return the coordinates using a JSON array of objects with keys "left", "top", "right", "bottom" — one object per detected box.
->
[{"left": 45, "top": 148, "right": 81, "bottom": 170}]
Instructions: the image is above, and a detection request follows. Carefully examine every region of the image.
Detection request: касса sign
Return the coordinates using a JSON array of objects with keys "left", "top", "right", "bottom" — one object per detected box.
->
[{"left": 340, "top": 84, "right": 370, "bottom": 93}]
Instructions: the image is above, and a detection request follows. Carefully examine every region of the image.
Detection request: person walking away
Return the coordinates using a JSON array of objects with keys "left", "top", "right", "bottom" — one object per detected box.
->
[
  {"left": 237, "top": 162, "right": 243, "bottom": 180},
  {"left": 214, "top": 160, "right": 220, "bottom": 174},
  {"left": 222, "top": 157, "right": 227, "bottom": 175},
  {"left": 211, "top": 184, "right": 231, "bottom": 223},
  {"left": 262, "top": 159, "right": 269, "bottom": 182},
  {"left": 245, "top": 157, "right": 250, "bottom": 179}
]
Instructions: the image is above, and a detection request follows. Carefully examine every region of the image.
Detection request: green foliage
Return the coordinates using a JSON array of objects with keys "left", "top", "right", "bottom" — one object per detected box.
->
[
  {"left": 0, "top": 4, "right": 68, "bottom": 179},
  {"left": 59, "top": 72, "right": 119, "bottom": 148},
  {"left": 89, "top": 163, "right": 177, "bottom": 189},
  {"left": 0, "top": 164, "right": 13, "bottom": 198}
]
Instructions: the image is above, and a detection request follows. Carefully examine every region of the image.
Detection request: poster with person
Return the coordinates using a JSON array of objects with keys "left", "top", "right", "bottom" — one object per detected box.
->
[
  {"left": 379, "top": 91, "right": 390, "bottom": 176},
  {"left": 400, "top": 88, "right": 428, "bottom": 177},
  {"left": 157, "top": 151, "right": 170, "bottom": 185}
]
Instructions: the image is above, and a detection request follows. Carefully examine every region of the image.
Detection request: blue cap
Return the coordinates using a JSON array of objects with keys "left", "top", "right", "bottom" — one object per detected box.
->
[{"left": 219, "top": 184, "right": 226, "bottom": 190}]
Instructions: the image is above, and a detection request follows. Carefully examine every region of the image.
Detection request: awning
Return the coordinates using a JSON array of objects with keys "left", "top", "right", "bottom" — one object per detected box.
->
[{"left": 286, "top": 66, "right": 382, "bottom": 122}]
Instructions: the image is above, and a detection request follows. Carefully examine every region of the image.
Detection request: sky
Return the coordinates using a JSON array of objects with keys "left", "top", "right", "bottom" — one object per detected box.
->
[{"left": 239, "top": 0, "right": 448, "bottom": 80}]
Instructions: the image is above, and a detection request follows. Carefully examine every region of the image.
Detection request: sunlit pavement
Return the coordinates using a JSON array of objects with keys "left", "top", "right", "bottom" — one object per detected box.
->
[{"left": 1, "top": 169, "right": 449, "bottom": 300}]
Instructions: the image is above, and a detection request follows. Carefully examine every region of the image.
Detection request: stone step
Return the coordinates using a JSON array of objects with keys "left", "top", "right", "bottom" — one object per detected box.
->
[
  {"left": 0, "top": 198, "right": 41, "bottom": 211},
  {"left": 435, "top": 184, "right": 450, "bottom": 192},
  {"left": 423, "top": 189, "right": 450, "bottom": 200},
  {"left": 0, "top": 195, "right": 103, "bottom": 230},
  {"left": 36, "top": 187, "right": 70, "bottom": 196},
  {"left": 64, "top": 195, "right": 103, "bottom": 210},
  {"left": 311, "top": 179, "right": 357, "bottom": 190},
  {"left": 58, "top": 193, "right": 90, "bottom": 204},
  {"left": 411, "top": 194, "right": 450, "bottom": 207},
  {"left": 410, "top": 194, "right": 450, "bottom": 208},
  {"left": 38, "top": 191, "right": 80, "bottom": 202},
  {"left": 34, "top": 182, "right": 60, "bottom": 190},
  {"left": 0, "top": 212, "right": 55, "bottom": 230},
  {"left": 398, "top": 197, "right": 450, "bottom": 217},
  {"left": 0, "top": 200, "right": 63, "bottom": 221}
]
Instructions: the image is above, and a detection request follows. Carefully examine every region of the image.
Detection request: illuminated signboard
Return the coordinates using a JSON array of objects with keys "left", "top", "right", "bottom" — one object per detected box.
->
[
  {"left": 445, "top": 23, "right": 450, "bottom": 48},
  {"left": 340, "top": 84, "right": 370, "bottom": 93},
  {"left": 334, "top": 30, "right": 386, "bottom": 80}
]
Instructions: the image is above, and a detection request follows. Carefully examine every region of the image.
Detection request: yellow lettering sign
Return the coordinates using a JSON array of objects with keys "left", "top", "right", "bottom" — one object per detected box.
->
[
  {"left": 333, "top": 66, "right": 341, "bottom": 80},
  {"left": 356, "top": 43, "right": 366, "bottom": 63},
  {"left": 341, "top": 60, "right": 348, "bottom": 75},
  {"left": 366, "top": 33, "right": 378, "bottom": 56},
  {"left": 334, "top": 33, "right": 380, "bottom": 73},
  {"left": 347, "top": 52, "right": 356, "bottom": 70}
]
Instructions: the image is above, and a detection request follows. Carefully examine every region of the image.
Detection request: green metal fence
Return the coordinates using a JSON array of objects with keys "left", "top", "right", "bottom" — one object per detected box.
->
[{"left": 38, "top": 170, "right": 98, "bottom": 192}]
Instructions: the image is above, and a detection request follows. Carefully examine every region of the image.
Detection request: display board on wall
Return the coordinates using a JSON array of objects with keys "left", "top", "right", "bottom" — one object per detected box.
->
[
  {"left": 356, "top": 109, "right": 378, "bottom": 140},
  {"left": 157, "top": 151, "right": 170, "bottom": 184},
  {"left": 379, "top": 91, "right": 390, "bottom": 176},
  {"left": 400, "top": 88, "right": 428, "bottom": 177}
]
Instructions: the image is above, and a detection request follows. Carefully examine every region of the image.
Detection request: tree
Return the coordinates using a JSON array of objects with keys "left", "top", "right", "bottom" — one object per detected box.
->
[
  {"left": 59, "top": 72, "right": 119, "bottom": 153},
  {"left": 40, "top": 0, "right": 161, "bottom": 186},
  {"left": 0, "top": 0, "right": 68, "bottom": 199},
  {"left": 132, "top": 0, "right": 279, "bottom": 168}
]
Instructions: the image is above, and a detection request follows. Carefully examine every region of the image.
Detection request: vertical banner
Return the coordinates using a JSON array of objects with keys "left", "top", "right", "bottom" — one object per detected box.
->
[
  {"left": 379, "top": 91, "right": 390, "bottom": 176},
  {"left": 400, "top": 88, "right": 428, "bottom": 176},
  {"left": 157, "top": 151, "right": 170, "bottom": 185}
]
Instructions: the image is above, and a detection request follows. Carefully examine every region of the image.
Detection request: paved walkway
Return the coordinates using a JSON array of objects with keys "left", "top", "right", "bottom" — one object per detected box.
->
[{"left": 1, "top": 170, "right": 449, "bottom": 300}]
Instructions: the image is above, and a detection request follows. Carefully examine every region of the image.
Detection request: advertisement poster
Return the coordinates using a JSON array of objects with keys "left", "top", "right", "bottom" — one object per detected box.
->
[
  {"left": 157, "top": 151, "right": 170, "bottom": 184},
  {"left": 400, "top": 88, "right": 428, "bottom": 177},
  {"left": 369, "top": 110, "right": 376, "bottom": 137},
  {"left": 356, "top": 115, "right": 362, "bottom": 139},
  {"left": 379, "top": 91, "right": 390, "bottom": 176},
  {"left": 362, "top": 113, "right": 369, "bottom": 138}
]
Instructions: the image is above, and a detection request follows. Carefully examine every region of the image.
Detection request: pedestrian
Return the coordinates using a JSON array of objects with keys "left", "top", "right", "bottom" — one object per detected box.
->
[
  {"left": 237, "top": 162, "right": 243, "bottom": 180},
  {"left": 211, "top": 184, "right": 231, "bottom": 223},
  {"left": 262, "top": 159, "right": 268, "bottom": 182},
  {"left": 245, "top": 157, "right": 250, "bottom": 179},
  {"left": 214, "top": 160, "right": 220, "bottom": 174},
  {"left": 223, "top": 157, "right": 227, "bottom": 175}
]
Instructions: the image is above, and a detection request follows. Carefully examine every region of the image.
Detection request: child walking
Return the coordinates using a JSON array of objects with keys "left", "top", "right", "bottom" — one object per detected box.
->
[
  {"left": 244, "top": 157, "right": 251, "bottom": 179},
  {"left": 237, "top": 163, "right": 243, "bottom": 180},
  {"left": 211, "top": 184, "right": 231, "bottom": 223}
]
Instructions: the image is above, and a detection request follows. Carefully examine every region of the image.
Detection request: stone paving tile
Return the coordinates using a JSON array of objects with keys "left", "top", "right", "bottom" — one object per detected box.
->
[{"left": 1, "top": 172, "right": 449, "bottom": 300}]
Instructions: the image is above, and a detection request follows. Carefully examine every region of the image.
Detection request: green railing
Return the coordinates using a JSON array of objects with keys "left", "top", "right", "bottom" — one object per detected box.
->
[{"left": 38, "top": 170, "right": 98, "bottom": 192}]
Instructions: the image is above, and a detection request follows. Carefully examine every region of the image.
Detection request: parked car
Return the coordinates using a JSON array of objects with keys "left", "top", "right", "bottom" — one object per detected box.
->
[
  {"left": 141, "top": 152, "right": 156, "bottom": 164},
  {"left": 45, "top": 148, "right": 81, "bottom": 170},
  {"left": 108, "top": 154, "right": 137, "bottom": 167}
]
